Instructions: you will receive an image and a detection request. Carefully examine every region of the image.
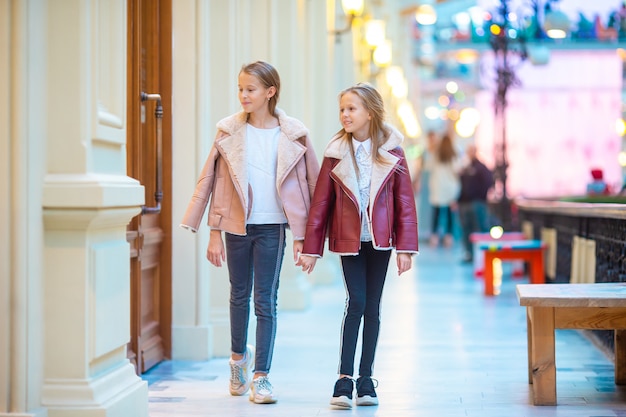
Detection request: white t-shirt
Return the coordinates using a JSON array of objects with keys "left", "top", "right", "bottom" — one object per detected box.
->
[
  {"left": 246, "top": 124, "right": 288, "bottom": 225},
  {"left": 353, "top": 138, "right": 372, "bottom": 242}
]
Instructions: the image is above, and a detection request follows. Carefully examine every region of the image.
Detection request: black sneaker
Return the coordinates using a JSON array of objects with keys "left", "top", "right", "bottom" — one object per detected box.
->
[
  {"left": 330, "top": 377, "right": 354, "bottom": 408},
  {"left": 356, "top": 376, "right": 378, "bottom": 406}
]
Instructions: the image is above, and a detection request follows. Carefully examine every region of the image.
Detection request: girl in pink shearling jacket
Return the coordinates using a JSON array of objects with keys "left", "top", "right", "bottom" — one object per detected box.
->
[{"left": 180, "top": 61, "right": 319, "bottom": 404}]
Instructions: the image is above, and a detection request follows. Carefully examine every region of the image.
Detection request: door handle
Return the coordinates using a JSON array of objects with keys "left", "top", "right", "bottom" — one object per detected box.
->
[{"left": 140, "top": 92, "right": 163, "bottom": 214}]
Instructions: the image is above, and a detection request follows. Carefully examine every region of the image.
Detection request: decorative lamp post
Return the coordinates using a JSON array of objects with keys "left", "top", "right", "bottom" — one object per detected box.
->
[
  {"left": 487, "top": 0, "right": 568, "bottom": 229},
  {"left": 488, "top": 0, "right": 528, "bottom": 230}
]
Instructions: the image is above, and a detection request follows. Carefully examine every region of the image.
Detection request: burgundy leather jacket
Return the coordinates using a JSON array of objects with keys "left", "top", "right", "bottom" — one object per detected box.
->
[{"left": 302, "top": 125, "right": 419, "bottom": 256}]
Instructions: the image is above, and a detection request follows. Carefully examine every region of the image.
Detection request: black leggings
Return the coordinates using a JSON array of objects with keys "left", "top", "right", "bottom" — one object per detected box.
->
[
  {"left": 431, "top": 205, "right": 453, "bottom": 235},
  {"left": 338, "top": 242, "right": 391, "bottom": 377}
]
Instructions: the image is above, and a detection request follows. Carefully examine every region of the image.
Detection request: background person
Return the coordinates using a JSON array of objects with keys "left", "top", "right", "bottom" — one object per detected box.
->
[
  {"left": 426, "top": 133, "right": 461, "bottom": 248},
  {"left": 457, "top": 143, "right": 494, "bottom": 263}
]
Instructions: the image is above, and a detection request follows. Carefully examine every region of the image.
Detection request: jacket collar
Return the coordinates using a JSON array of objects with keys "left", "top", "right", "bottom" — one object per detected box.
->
[
  {"left": 213, "top": 109, "right": 309, "bottom": 216},
  {"left": 216, "top": 108, "right": 309, "bottom": 140},
  {"left": 325, "top": 124, "right": 404, "bottom": 208}
]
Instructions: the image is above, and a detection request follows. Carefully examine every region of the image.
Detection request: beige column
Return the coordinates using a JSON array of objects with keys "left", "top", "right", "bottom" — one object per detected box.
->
[
  {"left": 40, "top": 1, "right": 147, "bottom": 416},
  {"left": 0, "top": 2, "right": 47, "bottom": 416},
  {"left": 269, "top": 0, "right": 312, "bottom": 309},
  {"left": 172, "top": 0, "right": 233, "bottom": 359},
  {"left": 172, "top": 0, "right": 278, "bottom": 359},
  {"left": 0, "top": 2, "right": 12, "bottom": 414}
]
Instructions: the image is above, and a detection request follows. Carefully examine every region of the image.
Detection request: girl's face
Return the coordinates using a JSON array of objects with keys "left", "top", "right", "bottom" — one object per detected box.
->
[
  {"left": 238, "top": 72, "right": 274, "bottom": 114},
  {"left": 339, "top": 92, "right": 371, "bottom": 141}
]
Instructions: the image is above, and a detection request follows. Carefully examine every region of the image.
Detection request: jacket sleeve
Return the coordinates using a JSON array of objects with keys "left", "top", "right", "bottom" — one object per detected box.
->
[
  {"left": 180, "top": 143, "right": 220, "bottom": 233},
  {"left": 392, "top": 148, "right": 419, "bottom": 253},
  {"left": 302, "top": 134, "right": 321, "bottom": 200},
  {"left": 301, "top": 157, "right": 336, "bottom": 257}
]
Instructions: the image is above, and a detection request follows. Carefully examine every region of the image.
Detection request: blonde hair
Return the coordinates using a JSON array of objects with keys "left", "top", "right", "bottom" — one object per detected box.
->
[
  {"left": 337, "top": 83, "right": 390, "bottom": 165},
  {"left": 240, "top": 61, "right": 280, "bottom": 116}
]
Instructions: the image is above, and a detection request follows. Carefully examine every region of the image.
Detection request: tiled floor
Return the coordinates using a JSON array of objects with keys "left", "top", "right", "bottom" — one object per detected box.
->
[{"left": 145, "top": 243, "right": 626, "bottom": 416}]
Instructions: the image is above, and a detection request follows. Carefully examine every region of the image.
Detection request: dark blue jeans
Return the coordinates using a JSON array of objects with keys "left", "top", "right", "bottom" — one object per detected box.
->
[
  {"left": 338, "top": 242, "right": 391, "bottom": 377},
  {"left": 458, "top": 200, "right": 490, "bottom": 258},
  {"left": 225, "top": 224, "right": 286, "bottom": 374},
  {"left": 431, "top": 205, "right": 453, "bottom": 235}
]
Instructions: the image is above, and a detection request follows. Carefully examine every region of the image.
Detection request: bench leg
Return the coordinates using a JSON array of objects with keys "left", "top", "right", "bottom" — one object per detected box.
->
[
  {"left": 529, "top": 306, "right": 556, "bottom": 405},
  {"left": 616, "top": 329, "right": 626, "bottom": 385},
  {"left": 527, "top": 309, "right": 533, "bottom": 384},
  {"left": 484, "top": 253, "right": 495, "bottom": 296}
]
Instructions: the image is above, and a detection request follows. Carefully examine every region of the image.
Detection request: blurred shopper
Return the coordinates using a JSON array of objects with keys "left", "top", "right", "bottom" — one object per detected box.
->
[
  {"left": 426, "top": 133, "right": 461, "bottom": 248},
  {"left": 180, "top": 61, "right": 320, "bottom": 404},
  {"left": 296, "top": 83, "right": 418, "bottom": 409},
  {"left": 411, "top": 129, "right": 438, "bottom": 195},
  {"left": 457, "top": 144, "right": 494, "bottom": 263}
]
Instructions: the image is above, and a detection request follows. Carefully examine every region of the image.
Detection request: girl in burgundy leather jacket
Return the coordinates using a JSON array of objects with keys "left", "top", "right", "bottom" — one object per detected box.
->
[{"left": 296, "top": 83, "right": 418, "bottom": 409}]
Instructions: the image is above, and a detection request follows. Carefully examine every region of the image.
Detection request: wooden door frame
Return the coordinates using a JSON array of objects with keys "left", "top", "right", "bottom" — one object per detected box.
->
[
  {"left": 157, "top": 0, "right": 172, "bottom": 363},
  {"left": 126, "top": 0, "right": 172, "bottom": 372}
]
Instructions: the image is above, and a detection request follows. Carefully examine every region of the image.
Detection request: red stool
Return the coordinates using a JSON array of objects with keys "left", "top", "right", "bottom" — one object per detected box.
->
[
  {"left": 470, "top": 232, "right": 526, "bottom": 278},
  {"left": 478, "top": 240, "right": 546, "bottom": 296}
]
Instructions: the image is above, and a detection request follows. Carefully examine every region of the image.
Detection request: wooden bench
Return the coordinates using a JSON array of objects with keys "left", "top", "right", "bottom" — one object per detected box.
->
[
  {"left": 478, "top": 239, "right": 546, "bottom": 296},
  {"left": 517, "top": 283, "right": 626, "bottom": 405}
]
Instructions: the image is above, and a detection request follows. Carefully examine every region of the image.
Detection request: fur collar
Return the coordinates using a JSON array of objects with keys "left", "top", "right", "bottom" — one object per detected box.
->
[
  {"left": 213, "top": 108, "right": 309, "bottom": 218},
  {"left": 325, "top": 124, "right": 404, "bottom": 211},
  {"left": 216, "top": 108, "right": 309, "bottom": 140}
]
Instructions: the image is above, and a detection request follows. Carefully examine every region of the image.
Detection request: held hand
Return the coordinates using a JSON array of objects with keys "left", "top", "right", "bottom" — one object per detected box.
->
[
  {"left": 396, "top": 253, "right": 412, "bottom": 276},
  {"left": 293, "top": 240, "right": 304, "bottom": 263},
  {"left": 295, "top": 254, "right": 318, "bottom": 274},
  {"left": 207, "top": 230, "right": 226, "bottom": 267}
]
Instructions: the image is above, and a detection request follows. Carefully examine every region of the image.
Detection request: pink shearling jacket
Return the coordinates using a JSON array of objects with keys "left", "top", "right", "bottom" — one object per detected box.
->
[
  {"left": 180, "top": 109, "right": 320, "bottom": 238},
  {"left": 302, "top": 124, "right": 419, "bottom": 256}
]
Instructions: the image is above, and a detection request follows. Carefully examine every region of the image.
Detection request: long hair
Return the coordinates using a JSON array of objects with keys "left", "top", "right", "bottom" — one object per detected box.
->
[
  {"left": 336, "top": 83, "right": 390, "bottom": 165},
  {"left": 436, "top": 133, "right": 457, "bottom": 163},
  {"left": 240, "top": 61, "right": 280, "bottom": 116}
]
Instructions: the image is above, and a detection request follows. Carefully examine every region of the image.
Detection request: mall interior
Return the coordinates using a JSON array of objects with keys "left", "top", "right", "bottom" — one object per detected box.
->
[{"left": 1, "top": 0, "right": 626, "bottom": 416}]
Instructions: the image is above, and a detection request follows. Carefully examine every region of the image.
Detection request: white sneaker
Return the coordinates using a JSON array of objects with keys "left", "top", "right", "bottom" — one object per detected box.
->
[
  {"left": 249, "top": 376, "right": 277, "bottom": 404},
  {"left": 229, "top": 345, "right": 254, "bottom": 396}
]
